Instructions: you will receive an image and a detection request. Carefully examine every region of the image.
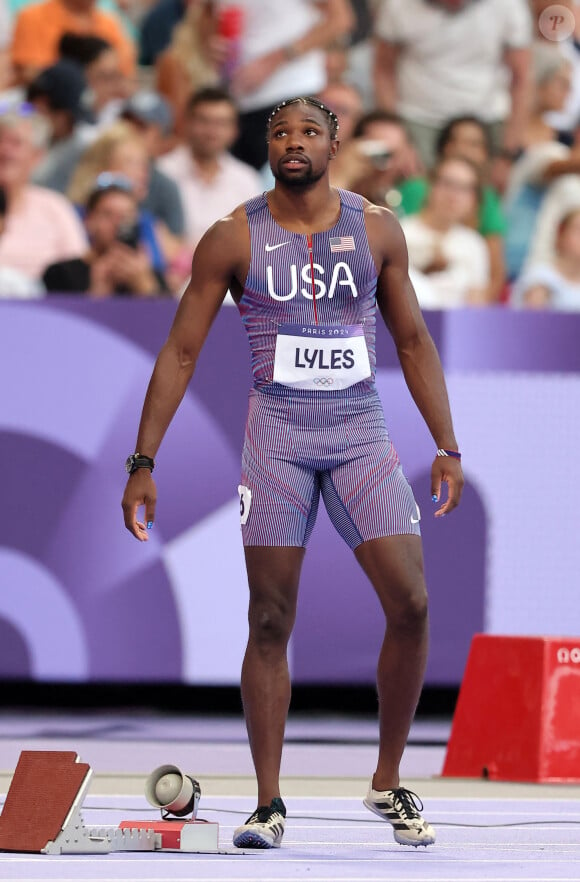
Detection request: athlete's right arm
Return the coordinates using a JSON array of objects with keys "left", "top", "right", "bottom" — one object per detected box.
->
[{"left": 122, "top": 212, "right": 248, "bottom": 540}]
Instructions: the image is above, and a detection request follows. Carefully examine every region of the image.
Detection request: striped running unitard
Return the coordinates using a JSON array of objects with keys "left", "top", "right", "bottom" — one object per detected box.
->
[{"left": 236, "top": 190, "right": 420, "bottom": 548}]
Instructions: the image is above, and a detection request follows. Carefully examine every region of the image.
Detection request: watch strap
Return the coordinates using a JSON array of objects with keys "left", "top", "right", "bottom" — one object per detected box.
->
[{"left": 126, "top": 453, "right": 155, "bottom": 474}]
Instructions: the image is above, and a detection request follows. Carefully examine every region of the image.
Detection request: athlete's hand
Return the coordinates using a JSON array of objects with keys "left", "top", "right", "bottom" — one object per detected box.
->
[
  {"left": 431, "top": 457, "right": 464, "bottom": 518},
  {"left": 122, "top": 470, "right": 157, "bottom": 541}
]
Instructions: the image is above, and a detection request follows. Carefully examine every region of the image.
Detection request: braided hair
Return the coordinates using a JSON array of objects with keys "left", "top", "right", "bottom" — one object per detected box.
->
[{"left": 266, "top": 96, "right": 339, "bottom": 142}]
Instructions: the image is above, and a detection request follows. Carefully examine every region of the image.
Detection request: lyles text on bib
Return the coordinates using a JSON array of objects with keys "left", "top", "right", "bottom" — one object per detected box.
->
[{"left": 273, "top": 323, "right": 371, "bottom": 391}]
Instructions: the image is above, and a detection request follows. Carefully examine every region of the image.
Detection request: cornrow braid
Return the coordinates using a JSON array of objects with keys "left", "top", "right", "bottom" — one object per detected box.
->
[{"left": 266, "top": 96, "right": 340, "bottom": 142}]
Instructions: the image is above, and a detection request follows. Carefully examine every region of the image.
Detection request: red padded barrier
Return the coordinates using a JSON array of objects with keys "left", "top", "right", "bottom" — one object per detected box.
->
[{"left": 442, "top": 635, "right": 580, "bottom": 782}]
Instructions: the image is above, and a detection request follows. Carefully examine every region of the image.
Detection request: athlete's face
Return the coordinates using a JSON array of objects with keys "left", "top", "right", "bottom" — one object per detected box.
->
[{"left": 268, "top": 103, "right": 338, "bottom": 188}]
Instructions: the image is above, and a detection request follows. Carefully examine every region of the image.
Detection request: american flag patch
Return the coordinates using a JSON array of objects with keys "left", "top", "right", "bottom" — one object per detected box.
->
[{"left": 329, "top": 236, "right": 355, "bottom": 253}]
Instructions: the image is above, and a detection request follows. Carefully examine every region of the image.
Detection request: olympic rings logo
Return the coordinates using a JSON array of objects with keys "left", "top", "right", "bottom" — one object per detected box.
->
[{"left": 313, "top": 376, "right": 335, "bottom": 386}]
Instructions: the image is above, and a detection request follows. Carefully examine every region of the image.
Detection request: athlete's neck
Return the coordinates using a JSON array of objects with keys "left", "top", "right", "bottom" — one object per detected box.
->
[{"left": 268, "top": 181, "right": 340, "bottom": 235}]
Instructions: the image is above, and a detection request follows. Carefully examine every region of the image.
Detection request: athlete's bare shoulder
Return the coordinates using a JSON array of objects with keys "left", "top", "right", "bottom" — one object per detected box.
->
[
  {"left": 191, "top": 202, "right": 250, "bottom": 287},
  {"left": 361, "top": 198, "right": 407, "bottom": 270},
  {"left": 195, "top": 204, "right": 249, "bottom": 259}
]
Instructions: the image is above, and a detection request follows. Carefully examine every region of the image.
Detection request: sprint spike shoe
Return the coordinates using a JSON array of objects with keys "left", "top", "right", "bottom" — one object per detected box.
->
[
  {"left": 233, "top": 797, "right": 286, "bottom": 849},
  {"left": 363, "top": 784, "right": 436, "bottom": 847}
]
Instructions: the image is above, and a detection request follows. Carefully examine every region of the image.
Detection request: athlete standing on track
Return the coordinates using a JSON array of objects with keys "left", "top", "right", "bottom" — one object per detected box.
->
[{"left": 122, "top": 96, "right": 464, "bottom": 850}]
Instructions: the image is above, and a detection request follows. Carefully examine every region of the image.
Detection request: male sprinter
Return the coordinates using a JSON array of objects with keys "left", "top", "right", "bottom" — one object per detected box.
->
[{"left": 122, "top": 96, "right": 464, "bottom": 850}]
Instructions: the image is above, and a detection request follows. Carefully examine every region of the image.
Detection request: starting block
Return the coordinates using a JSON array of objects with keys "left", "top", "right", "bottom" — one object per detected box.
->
[
  {"left": 442, "top": 634, "right": 580, "bottom": 782},
  {"left": 0, "top": 751, "right": 221, "bottom": 854},
  {"left": 119, "top": 818, "right": 218, "bottom": 851}
]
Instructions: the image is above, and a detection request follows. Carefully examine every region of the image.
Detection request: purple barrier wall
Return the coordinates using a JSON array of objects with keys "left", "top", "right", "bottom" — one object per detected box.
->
[{"left": 1, "top": 300, "right": 579, "bottom": 686}]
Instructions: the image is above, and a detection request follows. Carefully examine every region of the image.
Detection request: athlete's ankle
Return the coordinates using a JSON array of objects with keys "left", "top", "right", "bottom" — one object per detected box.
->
[
  {"left": 257, "top": 790, "right": 282, "bottom": 806},
  {"left": 372, "top": 773, "right": 400, "bottom": 792}
]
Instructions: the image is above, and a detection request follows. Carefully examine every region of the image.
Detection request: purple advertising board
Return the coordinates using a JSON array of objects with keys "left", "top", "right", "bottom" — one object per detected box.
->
[{"left": 1, "top": 300, "right": 579, "bottom": 686}]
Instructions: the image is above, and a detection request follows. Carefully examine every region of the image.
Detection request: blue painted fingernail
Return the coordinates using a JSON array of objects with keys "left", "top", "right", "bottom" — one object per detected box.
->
[
  {"left": 147, "top": 521, "right": 153, "bottom": 529},
  {"left": 432, "top": 495, "right": 438, "bottom": 502}
]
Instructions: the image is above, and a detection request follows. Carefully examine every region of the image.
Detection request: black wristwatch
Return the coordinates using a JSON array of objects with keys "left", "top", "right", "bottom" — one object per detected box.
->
[{"left": 125, "top": 453, "right": 155, "bottom": 475}]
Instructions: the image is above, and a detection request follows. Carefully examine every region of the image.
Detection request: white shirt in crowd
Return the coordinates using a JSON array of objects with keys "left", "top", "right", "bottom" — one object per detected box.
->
[
  {"left": 526, "top": 174, "right": 580, "bottom": 269},
  {"left": 0, "top": 186, "right": 87, "bottom": 281},
  {"left": 511, "top": 263, "right": 580, "bottom": 311},
  {"left": 158, "top": 146, "right": 262, "bottom": 249},
  {"left": 0, "top": 0, "right": 11, "bottom": 50},
  {"left": 0, "top": 267, "right": 44, "bottom": 298},
  {"left": 544, "top": 38, "right": 580, "bottom": 134},
  {"left": 401, "top": 214, "right": 490, "bottom": 308},
  {"left": 503, "top": 141, "right": 569, "bottom": 207},
  {"left": 214, "top": 0, "right": 326, "bottom": 113},
  {"left": 375, "top": 0, "right": 532, "bottom": 126}
]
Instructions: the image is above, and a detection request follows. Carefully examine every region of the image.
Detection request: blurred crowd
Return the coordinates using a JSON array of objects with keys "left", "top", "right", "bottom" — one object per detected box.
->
[{"left": 1, "top": 0, "right": 580, "bottom": 310}]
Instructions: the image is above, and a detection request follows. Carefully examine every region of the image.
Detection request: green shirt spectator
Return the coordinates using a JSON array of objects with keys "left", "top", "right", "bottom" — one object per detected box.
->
[
  {"left": 402, "top": 114, "right": 508, "bottom": 302},
  {"left": 399, "top": 176, "right": 507, "bottom": 237}
]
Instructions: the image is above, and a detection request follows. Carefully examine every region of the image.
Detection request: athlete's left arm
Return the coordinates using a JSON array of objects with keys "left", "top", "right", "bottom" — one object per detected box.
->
[{"left": 371, "top": 207, "right": 464, "bottom": 516}]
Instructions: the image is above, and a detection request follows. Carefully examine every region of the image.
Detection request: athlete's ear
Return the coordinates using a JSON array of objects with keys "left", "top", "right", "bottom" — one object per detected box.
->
[{"left": 329, "top": 138, "right": 340, "bottom": 160}]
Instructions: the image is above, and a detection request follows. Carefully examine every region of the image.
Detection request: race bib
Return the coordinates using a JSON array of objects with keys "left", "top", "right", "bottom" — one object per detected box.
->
[
  {"left": 238, "top": 485, "right": 252, "bottom": 525},
  {"left": 273, "top": 323, "right": 371, "bottom": 391}
]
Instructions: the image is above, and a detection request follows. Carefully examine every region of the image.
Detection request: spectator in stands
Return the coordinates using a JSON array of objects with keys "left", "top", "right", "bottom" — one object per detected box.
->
[
  {"left": 158, "top": 87, "right": 261, "bottom": 252},
  {"left": 399, "top": 115, "right": 506, "bottom": 302},
  {"left": 58, "top": 33, "right": 132, "bottom": 132},
  {"left": 120, "top": 91, "right": 185, "bottom": 232},
  {"left": 26, "top": 58, "right": 90, "bottom": 192},
  {"left": 400, "top": 155, "right": 490, "bottom": 308},
  {"left": 0, "top": 104, "right": 87, "bottom": 282},
  {"left": 154, "top": 0, "right": 222, "bottom": 136},
  {"left": 28, "top": 38, "right": 135, "bottom": 192},
  {"left": 67, "top": 120, "right": 184, "bottom": 277},
  {"left": 522, "top": 114, "right": 580, "bottom": 270},
  {"left": 225, "top": 0, "right": 354, "bottom": 169},
  {"left": 10, "top": 0, "right": 135, "bottom": 85},
  {"left": 504, "top": 43, "right": 574, "bottom": 280},
  {"left": 522, "top": 42, "right": 572, "bottom": 147},
  {"left": 139, "top": 0, "right": 187, "bottom": 67},
  {"left": 373, "top": 0, "right": 533, "bottom": 172},
  {"left": 317, "top": 80, "right": 364, "bottom": 143},
  {"left": 0, "top": 0, "right": 15, "bottom": 95},
  {"left": 330, "top": 109, "right": 421, "bottom": 208},
  {"left": 121, "top": 89, "right": 174, "bottom": 158},
  {"left": 511, "top": 207, "right": 580, "bottom": 311},
  {"left": 0, "top": 182, "right": 44, "bottom": 295},
  {"left": 324, "top": 36, "right": 351, "bottom": 86},
  {"left": 533, "top": 0, "right": 580, "bottom": 145},
  {"left": 43, "top": 174, "right": 169, "bottom": 296}
]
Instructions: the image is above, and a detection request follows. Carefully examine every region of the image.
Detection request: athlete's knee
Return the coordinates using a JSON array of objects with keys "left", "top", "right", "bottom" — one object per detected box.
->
[
  {"left": 248, "top": 595, "right": 295, "bottom": 648},
  {"left": 389, "top": 585, "right": 429, "bottom": 634}
]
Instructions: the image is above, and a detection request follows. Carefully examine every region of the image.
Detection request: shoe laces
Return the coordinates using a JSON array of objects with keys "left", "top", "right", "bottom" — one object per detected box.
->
[
  {"left": 390, "top": 788, "right": 424, "bottom": 820},
  {"left": 249, "top": 797, "right": 286, "bottom": 824},
  {"left": 252, "top": 806, "right": 275, "bottom": 824}
]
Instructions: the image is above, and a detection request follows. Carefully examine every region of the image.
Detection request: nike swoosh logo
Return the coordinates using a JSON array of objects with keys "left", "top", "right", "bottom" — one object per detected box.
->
[
  {"left": 411, "top": 516, "right": 420, "bottom": 524},
  {"left": 265, "top": 242, "right": 290, "bottom": 252},
  {"left": 411, "top": 504, "right": 421, "bottom": 524}
]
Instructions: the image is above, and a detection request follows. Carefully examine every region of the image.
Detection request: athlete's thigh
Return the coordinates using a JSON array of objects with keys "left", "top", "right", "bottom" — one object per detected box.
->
[
  {"left": 320, "top": 434, "right": 421, "bottom": 549},
  {"left": 244, "top": 546, "right": 306, "bottom": 613},
  {"left": 240, "top": 454, "right": 320, "bottom": 546},
  {"left": 354, "top": 534, "right": 427, "bottom": 619},
  {"left": 240, "top": 394, "right": 320, "bottom": 547}
]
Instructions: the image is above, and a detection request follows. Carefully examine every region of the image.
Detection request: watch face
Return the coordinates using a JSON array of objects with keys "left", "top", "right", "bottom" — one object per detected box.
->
[{"left": 125, "top": 454, "right": 154, "bottom": 474}]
